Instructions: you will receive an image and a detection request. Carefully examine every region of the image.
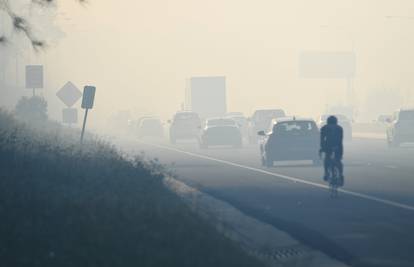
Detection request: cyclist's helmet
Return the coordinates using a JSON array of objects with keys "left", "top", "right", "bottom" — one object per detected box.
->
[{"left": 327, "top": 115, "right": 338, "bottom": 125}]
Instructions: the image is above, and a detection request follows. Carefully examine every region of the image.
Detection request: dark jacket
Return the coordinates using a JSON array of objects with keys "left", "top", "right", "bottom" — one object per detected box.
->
[{"left": 320, "top": 124, "right": 343, "bottom": 152}]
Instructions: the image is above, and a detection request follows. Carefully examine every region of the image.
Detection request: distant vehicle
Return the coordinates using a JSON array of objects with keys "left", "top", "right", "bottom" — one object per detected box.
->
[
  {"left": 226, "top": 113, "right": 249, "bottom": 141},
  {"left": 386, "top": 109, "right": 414, "bottom": 147},
  {"left": 377, "top": 114, "right": 392, "bottom": 124},
  {"left": 199, "top": 118, "right": 242, "bottom": 149},
  {"left": 258, "top": 117, "right": 319, "bottom": 167},
  {"left": 318, "top": 114, "right": 352, "bottom": 141},
  {"left": 137, "top": 117, "right": 164, "bottom": 138},
  {"left": 169, "top": 111, "right": 201, "bottom": 144},
  {"left": 248, "top": 109, "right": 286, "bottom": 144}
]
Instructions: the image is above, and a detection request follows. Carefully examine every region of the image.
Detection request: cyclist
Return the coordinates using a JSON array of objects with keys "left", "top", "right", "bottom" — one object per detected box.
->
[{"left": 319, "top": 115, "right": 344, "bottom": 185}]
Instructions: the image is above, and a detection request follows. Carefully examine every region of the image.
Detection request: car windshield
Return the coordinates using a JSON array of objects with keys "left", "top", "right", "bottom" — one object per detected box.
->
[
  {"left": 274, "top": 121, "right": 317, "bottom": 135},
  {"left": 399, "top": 110, "right": 414, "bottom": 120},
  {"left": 207, "top": 118, "right": 236, "bottom": 126},
  {"left": 228, "top": 116, "right": 246, "bottom": 124}
]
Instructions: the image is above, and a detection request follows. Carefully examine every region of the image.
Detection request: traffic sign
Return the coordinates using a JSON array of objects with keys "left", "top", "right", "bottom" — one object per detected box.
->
[
  {"left": 80, "top": 85, "right": 96, "bottom": 144},
  {"left": 62, "top": 108, "right": 78, "bottom": 124},
  {"left": 25, "top": 65, "right": 43, "bottom": 89},
  {"left": 56, "top": 82, "right": 82, "bottom": 107},
  {"left": 81, "top": 86, "right": 96, "bottom": 109}
]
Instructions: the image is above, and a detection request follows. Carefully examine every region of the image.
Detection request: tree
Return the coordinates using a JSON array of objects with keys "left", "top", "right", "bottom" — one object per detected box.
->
[
  {"left": 0, "top": 0, "right": 84, "bottom": 51},
  {"left": 15, "top": 96, "right": 48, "bottom": 123}
]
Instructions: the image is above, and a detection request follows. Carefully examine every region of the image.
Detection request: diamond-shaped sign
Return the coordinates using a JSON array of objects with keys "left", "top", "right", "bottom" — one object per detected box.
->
[{"left": 56, "top": 81, "right": 82, "bottom": 107}]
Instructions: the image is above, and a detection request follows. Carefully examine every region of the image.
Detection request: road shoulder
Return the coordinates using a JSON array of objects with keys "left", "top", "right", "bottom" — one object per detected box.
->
[{"left": 164, "top": 176, "right": 349, "bottom": 267}]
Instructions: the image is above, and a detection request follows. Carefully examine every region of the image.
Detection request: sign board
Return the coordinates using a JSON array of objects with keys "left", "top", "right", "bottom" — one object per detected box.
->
[
  {"left": 25, "top": 65, "right": 44, "bottom": 88},
  {"left": 190, "top": 76, "right": 226, "bottom": 118},
  {"left": 81, "top": 86, "right": 96, "bottom": 109},
  {"left": 299, "top": 51, "right": 356, "bottom": 79},
  {"left": 62, "top": 108, "right": 78, "bottom": 124},
  {"left": 56, "top": 81, "right": 82, "bottom": 107}
]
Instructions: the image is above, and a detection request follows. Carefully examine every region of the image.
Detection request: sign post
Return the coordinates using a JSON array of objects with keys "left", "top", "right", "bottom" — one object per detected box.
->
[
  {"left": 80, "top": 86, "right": 96, "bottom": 144},
  {"left": 25, "top": 65, "right": 44, "bottom": 96},
  {"left": 56, "top": 81, "right": 82, "bottom": 124}
]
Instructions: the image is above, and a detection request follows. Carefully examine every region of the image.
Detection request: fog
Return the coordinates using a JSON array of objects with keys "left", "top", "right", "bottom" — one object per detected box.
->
[{"left": 1, "top": 0, "right": 414, "bottom": 130}]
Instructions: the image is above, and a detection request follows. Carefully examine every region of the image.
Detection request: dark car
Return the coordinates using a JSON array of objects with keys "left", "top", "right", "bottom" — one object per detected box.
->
[
  {"left": 199, "top": 118, "right": 242, "bottom": 149},
  {"left": 258, "top": 118, "right": 319, "bottom": 167},
  {"left": 386, "top": 109, "right": 414, "bottom": 147},
  {"left": 248, "top": 109, "right": 286, "bottom": 144},
  {"left": 137, "top": 117, "right": 164, "bottom": 139},
  {"left": 169, "top": 111, "right": 202, "bottom": 144}
]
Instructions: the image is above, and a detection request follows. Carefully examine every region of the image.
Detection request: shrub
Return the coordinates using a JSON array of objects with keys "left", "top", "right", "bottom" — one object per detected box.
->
[
  {"left": 14, "top": 96, "right": 48, "bottom": 124},
  {"left": 0, "top": 110, "right": 263, "bottom": 267}
]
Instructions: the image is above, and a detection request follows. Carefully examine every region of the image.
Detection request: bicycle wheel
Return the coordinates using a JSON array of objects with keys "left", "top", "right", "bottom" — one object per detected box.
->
[{"left": 330, "top": 168, "right": 339, "bottom": 198}]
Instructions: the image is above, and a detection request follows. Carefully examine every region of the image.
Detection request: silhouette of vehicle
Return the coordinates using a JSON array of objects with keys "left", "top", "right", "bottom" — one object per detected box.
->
[
  {"left": 248, "top": 109, "right": 286, "bottom": 144},
  {"left": 377, "top": 114, "right": 392, "bottom": 124},
  {"left": 136, "top": 117, "right": 164, "bottom": 139},
  {"left": 169, "top": 111, "right": 201, "bottom": 144},
  {"left": 318, "top": 114, "right": 352, "bottom": 141},
  {"left": 226, "top": 113, "right": 249, "bottom": 142},
  {"left": 386, "top": 109, "right": 414, "bottom": 147},
  {"left": 199, "top": 118, "right": 242, "bottom": 149},
  {"left": 258, "top": 117, "right": 319, "bottom": 167}
]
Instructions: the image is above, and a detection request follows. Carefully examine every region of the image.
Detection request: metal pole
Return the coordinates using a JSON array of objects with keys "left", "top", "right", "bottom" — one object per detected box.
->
[
  {"left": 80, "top": 108, "right": 89, "bottom": 144},
  {"left": 32, "top": 88, "right": 35, "bottom": 97}
]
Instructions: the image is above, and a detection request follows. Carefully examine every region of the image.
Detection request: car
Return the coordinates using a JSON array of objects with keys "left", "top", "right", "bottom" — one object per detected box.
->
[
  {"left": 169, "top": 111, "right": 202, "bottom": 144},
  {"left": 377, "top": 114, "right": 392, "bottom": 124},
  {"left": 226, "top": 113, "right": 249, "bottom": 142},
  {"left": 199, "top": 118, "right": 242, "bottom": 149},
  {"left": 136, "top": 117, "right": 164, "bottom": 138},
  {"left": 318, "top": 114, "right": 352, "bottom": 141},
  {"left": 248, "top": 109, "right": 286, "bottom": 144},
  {"left": 386, "top": 109, "right": 414, "bottom": 147},
  {"left": 258, "top": 117, "right": 320, "bottom": 167}
]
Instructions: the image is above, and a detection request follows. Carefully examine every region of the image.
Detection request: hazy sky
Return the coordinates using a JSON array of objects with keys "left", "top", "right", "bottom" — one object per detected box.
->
[{"left": 2, "top": 0, "right": 414, "bottom": 127}]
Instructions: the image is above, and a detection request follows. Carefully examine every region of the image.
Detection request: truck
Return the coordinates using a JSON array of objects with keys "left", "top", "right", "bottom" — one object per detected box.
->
[{"left": 186, "top": 76, "right": 227, "bottom": 119}]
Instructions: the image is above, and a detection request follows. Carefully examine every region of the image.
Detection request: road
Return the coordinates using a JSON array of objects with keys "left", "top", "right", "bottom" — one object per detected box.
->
[{"left": 123, "top": 137, "right": 414, "bottom": 267}]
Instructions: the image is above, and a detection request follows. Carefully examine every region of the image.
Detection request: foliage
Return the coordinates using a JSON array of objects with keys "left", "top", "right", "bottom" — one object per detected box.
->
[
  {"left": 0, "top": 110, "right": 263, "bottom": 267},
  {"left": 0, "top": 0, "right": 85, "bottom": 50},
  {"left": 14, "top": 95, "right": 48, "bottom": 123}
]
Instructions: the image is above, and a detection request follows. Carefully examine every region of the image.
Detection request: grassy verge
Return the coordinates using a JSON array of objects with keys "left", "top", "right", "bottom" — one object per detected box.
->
[{"left": 0, "top": 110, "right": 263, "bottom": 267}]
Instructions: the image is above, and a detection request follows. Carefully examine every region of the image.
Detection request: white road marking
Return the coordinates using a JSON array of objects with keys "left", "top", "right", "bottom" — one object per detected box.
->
[
  {"left": 385, "top": 165, "right": 398, "bottom": 169},
  {"left": 143, "top": 142, "right": 414, "bottom": 212}
]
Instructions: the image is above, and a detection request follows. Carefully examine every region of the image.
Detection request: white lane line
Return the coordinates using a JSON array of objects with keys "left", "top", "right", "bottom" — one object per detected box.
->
[
  {"left": 385, "top": 165, "right": 398, "bottom": 169},
  {"left": 142, "top": 142, "right": 414, "bottom": 212}
]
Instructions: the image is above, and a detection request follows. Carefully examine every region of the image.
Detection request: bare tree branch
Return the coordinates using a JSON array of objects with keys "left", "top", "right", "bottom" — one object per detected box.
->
[{"left": 0, "top": 0, "right": 85, "bottom": 51}]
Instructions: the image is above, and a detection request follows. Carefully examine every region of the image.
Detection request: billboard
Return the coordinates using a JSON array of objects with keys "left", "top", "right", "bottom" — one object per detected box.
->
[
  {"left": 190, "top": 76, "right": 226, "bottom": 118},
  {"left": 299, "top": 51, "right": 356, "bottom": 79}
]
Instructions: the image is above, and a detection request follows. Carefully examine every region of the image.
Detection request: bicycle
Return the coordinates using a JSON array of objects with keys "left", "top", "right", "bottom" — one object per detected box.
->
[
  {"left": 327, "top": 161, "right": 340, "bottom": 198},
  {"left": 322, "top": 150, "right": 343, "bottom": 198}
]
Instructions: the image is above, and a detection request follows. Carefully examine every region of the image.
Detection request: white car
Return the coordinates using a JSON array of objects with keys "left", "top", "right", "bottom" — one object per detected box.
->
[
  {"left": 137, "top": 117, "right": 164, "bottom": 139},
  {"left": 226, "top": 113, "right": 249, "bottom": 141},
  {"left": 169, "top": 111, "right": 202, "bottom": 144},
  {"left": 199, "top": 118, "right": 242, "bottom": 149},
  {"left": 386, "top": 109, "right": 414, "bottom": 147}
]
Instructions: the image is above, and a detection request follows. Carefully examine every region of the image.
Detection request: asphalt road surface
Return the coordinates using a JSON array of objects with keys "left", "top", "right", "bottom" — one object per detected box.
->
[{"left": 124, "top": 137, "right": 414, "bottom": 267}]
